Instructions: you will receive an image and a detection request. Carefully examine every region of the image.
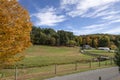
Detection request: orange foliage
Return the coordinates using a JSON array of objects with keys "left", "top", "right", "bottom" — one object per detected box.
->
[{"left": 0, "top": 0, "right": 32, "bottom": 67}]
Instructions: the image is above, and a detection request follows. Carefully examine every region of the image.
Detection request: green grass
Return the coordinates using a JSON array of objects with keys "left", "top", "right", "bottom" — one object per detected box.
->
[
  {"left": 26, "top": 60, "right": 115, "bottom": 80},
  {"left": 84, "top": 49, "right": 115, "bottom": 57},
  {"left": 1, "top": 60, "right": 115, "bottom": 79},
  {"left": 17, "top": 45, "right": 93, "bottom": 68},
  {"left": 0, "top": 45, "right": 116, "bottom": 80}
]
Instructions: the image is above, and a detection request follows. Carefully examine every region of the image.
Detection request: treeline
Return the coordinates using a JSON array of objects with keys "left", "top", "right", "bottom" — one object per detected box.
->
[
  {"left": 81, "top": 34, "right": 120, "bottom": 49},
  {"left": 31, "top": 26, "right": 120, "bottom": 49},
  {"left": 31, "top": 26, "right": 75, "bottom": 46}
]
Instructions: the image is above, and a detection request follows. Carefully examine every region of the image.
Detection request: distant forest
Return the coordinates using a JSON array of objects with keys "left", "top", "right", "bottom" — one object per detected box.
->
[{"left": 31, "top": 26, "right": 120, "bottom": 49}]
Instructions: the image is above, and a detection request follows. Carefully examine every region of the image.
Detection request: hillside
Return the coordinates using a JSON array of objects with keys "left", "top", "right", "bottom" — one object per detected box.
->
[{"left": 18, "top": 45, "right": 93, "bottom": 68}]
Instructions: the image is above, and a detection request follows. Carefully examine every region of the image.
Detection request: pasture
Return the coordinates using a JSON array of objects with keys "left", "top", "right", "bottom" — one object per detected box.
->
[
  {"left": 18, "top": 45, "right": 93, "bottom": 67},
  {"left": 0, "top": 45, "right": 115, "bottom": 80}
]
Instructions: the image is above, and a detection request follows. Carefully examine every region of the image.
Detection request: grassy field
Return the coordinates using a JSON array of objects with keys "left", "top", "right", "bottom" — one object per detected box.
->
[
  {"left": 1, "top": 60, "right": 115, "bottom": 80},
  {"left": 84, "top": 49, "right": 115, "bottom": 57},
  {"left": 0, "top": 45, "right": 116, "bottom": 80},
  {"left": 18, "top": 45, "right": 94, "bottom": 68}
]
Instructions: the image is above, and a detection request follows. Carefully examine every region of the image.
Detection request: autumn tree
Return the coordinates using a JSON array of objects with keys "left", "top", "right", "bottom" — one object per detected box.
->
[
  {"left": 0, "top": 0, "right": 32, "bottom": 67},
  {"left": 75, "top": 36, "right": 82, "bottom": 46},
  {"left": 92, "top": 38, "right": 98, "bottom": 48},
  {"left": 85, "top": 36, "right": 92, "bottom": 45}
]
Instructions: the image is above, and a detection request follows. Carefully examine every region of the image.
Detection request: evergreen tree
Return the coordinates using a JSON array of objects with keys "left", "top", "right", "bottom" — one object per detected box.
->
[{"left": 114, "top": 41, "right": 120, "bottom": 71}]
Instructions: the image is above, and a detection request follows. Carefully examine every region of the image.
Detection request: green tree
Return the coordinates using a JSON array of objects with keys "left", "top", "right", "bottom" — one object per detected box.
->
[
  {"left": 67, "top": 40, "right": 76, "bottom": 47},
  {"left": 75, "top": 36, "right": 82, "bottom": 46},
  {"left": 114, "top": 41, "right": 120, "bottom": 71},
  {"left": 46, "top": 36, "right": 56, "bottom": 46},
  {"left": 99, "top": 36, "right": 110, "bottom": 47},
  {"left": 57, "top": 30, "right": 69, "bottom": 45},
  {"left": 31, "top": 27, "right": 42, "bottom": 44}
]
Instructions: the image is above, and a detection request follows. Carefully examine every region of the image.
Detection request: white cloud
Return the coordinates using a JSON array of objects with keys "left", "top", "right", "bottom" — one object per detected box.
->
[
  {"left": 61, "top": 0, "right": 120, "bottom": 17},
  {"left": 60, "top": 0, "right": 120, "bottom": 35},
  {"left": 61, "top": 0, "right": 79, "bottom": 5},
  {"left": 31, "top": 7, "right": 66, "bottom": 26},
  {"left": 81, "top": 5, "right": 110, "bottom": 18},
  {"left": 29, "top": 0, "right": 120, "bottom": 35},
  {"left": 65, "top": 19, "right": 120, "bottom": 35},
  {"left": 84, "top": 18, "right": 120, "bottom": 29},
  {"left": 76, "top": 26, "right": 120, "bottom": 35},
  {"left": 65, "top": 24, "right": 120, "bottom": 35},
  {"left": 61, "top": 0, "right": 79, "bottom": 10},
  {"left": 105, "top": 26, "right": 120, "bottom": 34},
  {"left": 109, "top": 19, "right": 120, "bottom": 23},
  {"left": 65, "top": 26, "right": 104, "bottom": 35},
  {"left": 84, "top": 23, "right": 107, "bottom": 29}
]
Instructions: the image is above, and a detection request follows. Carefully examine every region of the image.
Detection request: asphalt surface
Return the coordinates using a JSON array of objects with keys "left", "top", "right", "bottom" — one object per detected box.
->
[{"left": 45, "top": 67, "right": 120, "bottom": 80}]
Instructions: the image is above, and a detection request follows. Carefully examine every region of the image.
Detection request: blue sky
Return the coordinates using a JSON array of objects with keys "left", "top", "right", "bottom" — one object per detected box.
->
[{"left": 18, "top": 0, "right": 120, "bottom": 35}]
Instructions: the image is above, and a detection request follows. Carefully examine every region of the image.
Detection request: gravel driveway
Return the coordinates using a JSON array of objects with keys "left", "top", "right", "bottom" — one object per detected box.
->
[{"left": 45, "top": 67, "right": 120, "bottom": 80}]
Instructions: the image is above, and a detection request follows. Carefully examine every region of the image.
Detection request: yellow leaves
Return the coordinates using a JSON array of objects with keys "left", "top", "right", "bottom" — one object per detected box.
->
[{"left": 0, "top": 0, "right": 32, "bottom": 67}]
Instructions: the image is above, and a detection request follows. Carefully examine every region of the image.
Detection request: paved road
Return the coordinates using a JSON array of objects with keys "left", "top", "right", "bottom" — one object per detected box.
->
[{"left": 45, "top": 67, "right": 120, "bottom": 80}]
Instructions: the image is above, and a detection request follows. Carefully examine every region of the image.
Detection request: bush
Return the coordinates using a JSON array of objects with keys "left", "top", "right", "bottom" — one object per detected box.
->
[
  {"left": 67, "top": 40, "right": 76, "bottom": 47},
  {"left": 109, "top": 44, "right": 117, "bottom": 50}
]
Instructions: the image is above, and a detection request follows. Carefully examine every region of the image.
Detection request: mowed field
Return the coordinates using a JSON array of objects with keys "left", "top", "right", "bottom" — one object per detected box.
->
[
  {"left": 84, "top": 49, "right": 114, "bottom": 57},
  {"left": 19, "top": 45, "right": 93, "bottom": 67},
  {"left": 0, "top": 45, "right": 115, "bottom": 80}
]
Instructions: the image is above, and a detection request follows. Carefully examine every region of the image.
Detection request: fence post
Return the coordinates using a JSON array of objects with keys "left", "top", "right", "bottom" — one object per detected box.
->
[
  {"left": 89, "top": 60, "right": 92, "bottom": 68},
  {"left": 22, "top": 64, "right": 24, "bottom": 73},
  {"left": 99, "top": 60, "right": 101, "bottom": 67},
  {"left": 15, "top": 65, "right": 17, "bottom": 80},
  {"left": 55, "top": 64, "right": 57, "bottom": 74},
  {"left": 75, "top": 62, "right": 77, "bottom": 71},
  {"left": 99, "top": 76, "right": 101, "bottom": 80},
  {"left": 105, "top": 61, "right": 107, "bottom": 66},
  {"left": 112, "top": 58, "right": 115, "bottom": 64},
  {"left": 111, "top": 58, "right": 113, "bottom": 65}
]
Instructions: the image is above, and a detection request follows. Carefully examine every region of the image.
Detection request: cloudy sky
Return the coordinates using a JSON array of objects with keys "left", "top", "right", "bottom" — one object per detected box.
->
[{"left": 19, "top": 0, "right": 120, "bottom": 35}]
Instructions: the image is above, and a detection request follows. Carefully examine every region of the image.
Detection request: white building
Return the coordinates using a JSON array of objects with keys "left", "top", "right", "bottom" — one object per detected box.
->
[{"left": 98, "top": 47, "right": 110, "bottom": 50}]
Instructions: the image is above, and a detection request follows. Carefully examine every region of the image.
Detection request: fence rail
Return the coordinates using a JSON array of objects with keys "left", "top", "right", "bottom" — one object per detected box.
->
[{"left": 0, "top": 59, "right": 115, "bottom": 80}]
